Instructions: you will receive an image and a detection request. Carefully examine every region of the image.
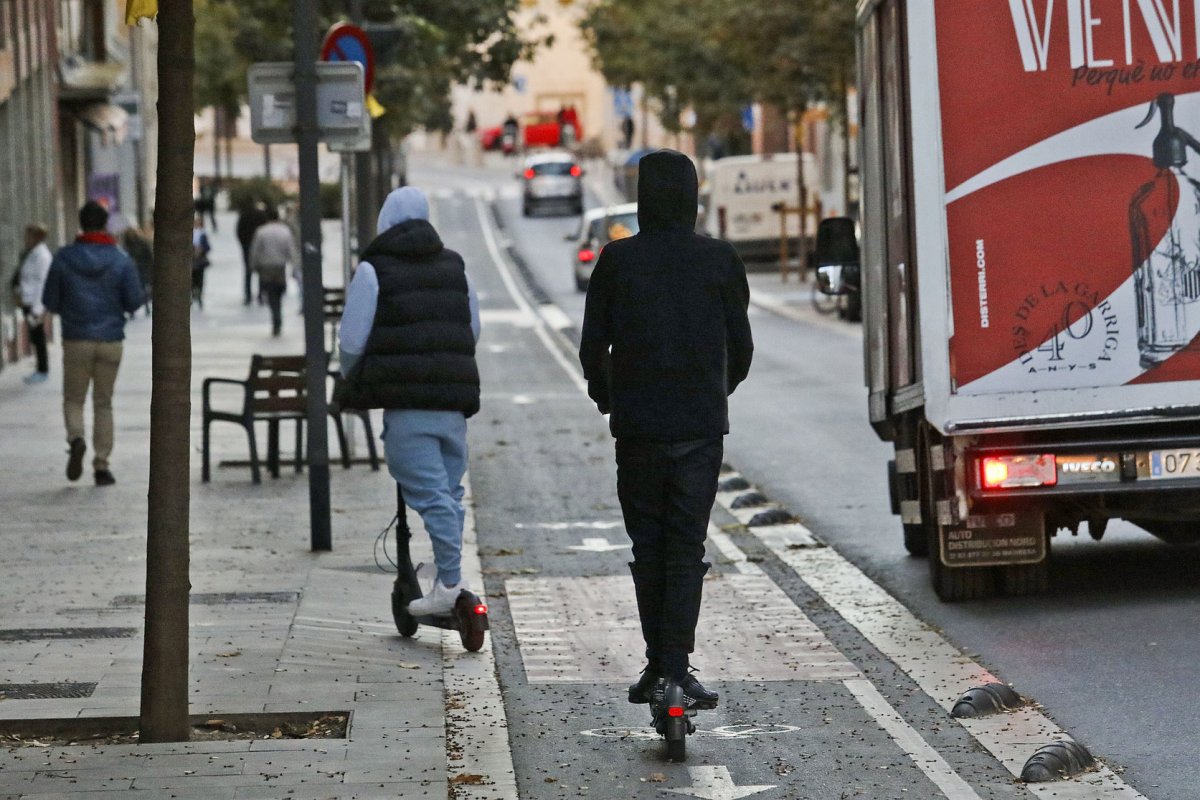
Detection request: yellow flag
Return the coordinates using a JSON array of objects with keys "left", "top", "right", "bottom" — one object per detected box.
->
[
  {"left": 125, "top": 0, "right": 158, "bottom": 26},
  {"left": 367, "top": 93, "right": 386, "bottom": 119}
]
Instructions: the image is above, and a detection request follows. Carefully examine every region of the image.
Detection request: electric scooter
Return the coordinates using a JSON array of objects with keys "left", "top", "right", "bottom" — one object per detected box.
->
[
  {"left": 388, "top": 486, "right": 489, "bottom": 651},
  {"left": 649, "top": 678, "right": 701, "bottom": 762}
]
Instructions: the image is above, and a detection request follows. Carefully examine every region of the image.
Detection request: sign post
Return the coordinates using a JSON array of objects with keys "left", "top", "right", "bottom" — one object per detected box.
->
[{"left": 292, "top": 0, "right": 331, "bottom": 552}]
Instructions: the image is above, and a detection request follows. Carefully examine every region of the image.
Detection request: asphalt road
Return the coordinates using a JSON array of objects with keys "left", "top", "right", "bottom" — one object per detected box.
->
[{"left": 407, "top": 155, "right": 1191, "bottom": 799}]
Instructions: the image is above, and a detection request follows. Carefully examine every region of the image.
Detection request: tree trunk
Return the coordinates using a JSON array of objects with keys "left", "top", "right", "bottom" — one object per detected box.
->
[{"left": 140, "top": 0, "right": 194, "bottom": 744}]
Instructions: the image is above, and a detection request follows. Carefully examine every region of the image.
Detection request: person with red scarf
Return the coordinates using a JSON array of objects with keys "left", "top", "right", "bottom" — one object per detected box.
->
[{"left": 41, "top": 201, "right": 145, "bottom": 486}]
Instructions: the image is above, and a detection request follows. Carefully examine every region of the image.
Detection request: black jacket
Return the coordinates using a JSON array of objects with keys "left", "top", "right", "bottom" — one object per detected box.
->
[
  {"left": 579, "top": 149, "right": 753, "bottom": 441},
  {"left": 338, "top": 219, "right": 480, "bottom": 415}
]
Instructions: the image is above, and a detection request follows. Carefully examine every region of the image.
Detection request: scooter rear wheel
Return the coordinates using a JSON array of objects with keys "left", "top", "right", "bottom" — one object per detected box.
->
[
  {"left": 665, "top": 717, "right": 687, "bottom": 762},
  {"left": 391, "top": 583, "right": 419, "bottom": 638},
  {"left": 455, "top": 593, "right": 488, "bottom": 652}
]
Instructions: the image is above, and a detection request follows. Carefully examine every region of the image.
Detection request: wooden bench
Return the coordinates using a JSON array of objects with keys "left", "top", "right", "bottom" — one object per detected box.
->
[
  {"left": 202, "top": 354, "right": 381, "bottom": 484},
  {"left": 202, "top": 355, "right": 307, "bottom": 484}
]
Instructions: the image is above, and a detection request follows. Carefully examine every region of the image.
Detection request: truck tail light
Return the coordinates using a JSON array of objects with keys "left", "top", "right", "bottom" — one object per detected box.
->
[
  {"left": 524, "top": 168, "right": 536, "bottom": 180},
  {"left": 577, "top": 248, "right": 595, "bottom": 262},
  {"left": 980, "top": 455, "right": 1057, "bottom": 489},
  {"left": 570, "top": 164, "right": 582, "bottom": 177}
]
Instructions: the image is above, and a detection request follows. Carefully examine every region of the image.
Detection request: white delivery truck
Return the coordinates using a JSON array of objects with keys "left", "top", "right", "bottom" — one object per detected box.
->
[
  {"left": 830, "top": 1, "right": 1200, "bottom": 599},
  {"left": 702, "top": 153, "right": 816, "bottom": 261}
]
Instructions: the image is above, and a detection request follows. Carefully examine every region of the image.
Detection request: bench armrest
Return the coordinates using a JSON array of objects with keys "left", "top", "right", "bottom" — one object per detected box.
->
[{"left": 202, "top": 376, "right": 250, "bottom": 415}]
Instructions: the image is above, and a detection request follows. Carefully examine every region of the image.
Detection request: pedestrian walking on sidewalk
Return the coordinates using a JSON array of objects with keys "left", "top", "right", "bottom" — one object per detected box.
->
[
  {"left": 249, "top": 207, "right": 298, "bottom": 337},
  {"left": 14, "top": 224, "right": 53, "bottom": 384},
  {"left": 579, "top": 149, "right": 754, "bottom": 708},
  {"left": 121, "top": 226, "right": 154, "bottom": 316},
  {"left": 41, "top": 200, "right": 146, "bottom": 487},
  {"left": 191, "top": 217, "right": 211, "bottom": 308},
  {"left": 236, "top": 202, "right": 270, "bottom": 305},
  {"left": 336, "top": 187, "right": 481, "bottom": 617}
]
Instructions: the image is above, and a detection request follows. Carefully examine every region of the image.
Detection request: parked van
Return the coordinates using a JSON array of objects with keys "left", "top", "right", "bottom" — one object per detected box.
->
[{"left": 701, "top": 153, "right": 816, "bottom": 262}]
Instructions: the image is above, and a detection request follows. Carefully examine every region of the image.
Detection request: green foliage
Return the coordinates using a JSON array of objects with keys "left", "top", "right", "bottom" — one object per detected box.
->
[
  {"left": 320, "top": 182, "right": 343, "bottom": 219},
  {"left": 198, "top": 0, "right": 543, "bottom": 138},
  {"left": 226, "top": 176, "right": 288, "bottom": 215},
  {"left": 581, "top": 0, "right": 854, "bottom": 136}
]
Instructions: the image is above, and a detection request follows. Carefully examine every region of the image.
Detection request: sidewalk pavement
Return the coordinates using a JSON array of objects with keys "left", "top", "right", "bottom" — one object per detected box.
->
[{"left": 0, "top": 212, "right": 510, "bottom": 799}]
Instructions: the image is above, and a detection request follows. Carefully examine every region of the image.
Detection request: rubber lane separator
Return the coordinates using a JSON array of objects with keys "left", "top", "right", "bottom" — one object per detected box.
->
[{"left": 715, "top": 472, "right": 1148, "bottom": 800}]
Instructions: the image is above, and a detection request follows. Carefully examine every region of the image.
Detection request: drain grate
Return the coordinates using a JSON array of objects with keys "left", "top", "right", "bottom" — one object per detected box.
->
[
  {"left": 111, "top": 591, "right": 298, "bottom": 606},
  {"left": 0, "top": 682, "right": 97, "bottom": 700},
  {"left": 0, "top": 627, "right": 136, "bottom": 642}
]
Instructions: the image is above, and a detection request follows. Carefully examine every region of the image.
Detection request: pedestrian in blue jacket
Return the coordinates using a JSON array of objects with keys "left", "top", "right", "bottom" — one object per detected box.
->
[{"left": 41, "top": 200, "right": 145, "bottom": 486}]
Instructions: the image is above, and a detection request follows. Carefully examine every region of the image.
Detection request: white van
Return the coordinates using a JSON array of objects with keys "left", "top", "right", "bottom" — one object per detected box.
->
[{"left": 701, "top": 153, "right": 816, "bottom": 262}]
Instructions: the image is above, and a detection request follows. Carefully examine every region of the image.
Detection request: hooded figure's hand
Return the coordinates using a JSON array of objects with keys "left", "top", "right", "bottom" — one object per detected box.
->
[{"left": 587, "top": 379, "right": 611, "bottom": 415}]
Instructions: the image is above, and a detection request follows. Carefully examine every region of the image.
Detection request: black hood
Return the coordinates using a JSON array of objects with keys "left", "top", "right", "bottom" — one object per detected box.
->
[
  {"left": 637, "top": 150, "right": 698, "bottom": 232},
  {"left": 363, "top": 218, "right": 444, "bottom": 260}
]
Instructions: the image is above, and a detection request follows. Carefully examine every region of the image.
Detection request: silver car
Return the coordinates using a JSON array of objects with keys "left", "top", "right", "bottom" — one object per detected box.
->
[
  {"left": 565, "top": 203, "right": 639, "bottom": 291},
  {"left": 520, "top": 151, "right": 584, "bottom": 217}
]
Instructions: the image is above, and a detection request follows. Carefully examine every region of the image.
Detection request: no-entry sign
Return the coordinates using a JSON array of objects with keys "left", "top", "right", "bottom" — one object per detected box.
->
[{"left": 321, "top": 23, "right": 375, "bottom": 95}]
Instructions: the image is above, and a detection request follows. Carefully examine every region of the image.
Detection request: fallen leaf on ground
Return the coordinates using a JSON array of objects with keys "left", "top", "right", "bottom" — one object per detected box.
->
[
  {"left": 215, "top": 651, "right": 241, "bottom": 658},
  {"left": 450, "top": 774, "right": 487, "bottom": 785},
  {"left": 648, "top": 773, "right": 667, "bottom": 782}
]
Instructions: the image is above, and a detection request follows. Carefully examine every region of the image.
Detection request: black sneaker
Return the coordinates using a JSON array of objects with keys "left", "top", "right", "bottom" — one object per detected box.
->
[
  {"left": 66, "top": 438, "right": 86, "bottom": 481},
  {"left": 680, "top": 674, "right": 718, "bottom": 710},
  {"left": 627, "top": 668, "right": 659, "bottom": 704},
  {"left": 94, "top": 470, "right": 116, "bottom": 487}
]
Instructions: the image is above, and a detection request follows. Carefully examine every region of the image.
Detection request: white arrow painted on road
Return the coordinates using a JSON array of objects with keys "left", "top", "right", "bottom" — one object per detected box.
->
[
  {"left": 662, "top": 766, "right": 775, "bottom": 800},
  {"left": 566, "top": 537, "right": 631, "bottom": 553}
]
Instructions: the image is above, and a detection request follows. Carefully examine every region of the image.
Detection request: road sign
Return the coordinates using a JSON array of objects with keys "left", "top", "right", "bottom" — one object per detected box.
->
[
  {"left": 321, "top": 22, "right": 375, "bottom": 94},
  {"left": 248, "top": 62, "right": 369, "bottom": 150}
]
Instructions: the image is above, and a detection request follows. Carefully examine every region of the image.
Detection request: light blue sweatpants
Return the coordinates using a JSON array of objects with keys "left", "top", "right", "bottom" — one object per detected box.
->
[{"left": 382, "top": 409, "right": 468, "bottom": 587}]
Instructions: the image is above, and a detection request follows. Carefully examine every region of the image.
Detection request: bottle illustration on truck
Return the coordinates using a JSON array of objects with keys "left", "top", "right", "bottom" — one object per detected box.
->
[{"left": 1131, "top": 92, "right": 1200, "bottom": 367}]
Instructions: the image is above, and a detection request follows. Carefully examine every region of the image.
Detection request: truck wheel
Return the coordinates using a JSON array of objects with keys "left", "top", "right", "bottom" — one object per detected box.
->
[
  {"left": 930, "top": 558, "right": 996, "bottom": 601},
  {"left": 928, "top": 527, "right": 996, "bottom": 600},
  {"left": 998, "top": 562, "right": 1049, "bottom": 596},
  {"left": 903, "top": 525, "right": 929, "bottom": 557}
]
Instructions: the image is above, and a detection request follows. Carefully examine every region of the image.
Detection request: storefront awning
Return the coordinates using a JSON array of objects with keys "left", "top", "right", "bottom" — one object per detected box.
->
[
  {"left": 58, "top": 59, "right": 127, "bottom": 101},
  {"left": 74, "top": 102, "right": 130, "bottom": 146}
]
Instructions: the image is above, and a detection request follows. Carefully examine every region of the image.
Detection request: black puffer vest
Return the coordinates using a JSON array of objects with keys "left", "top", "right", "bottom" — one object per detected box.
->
[{"left": 340, "top": 219, "right": 480, "bottom": 416}]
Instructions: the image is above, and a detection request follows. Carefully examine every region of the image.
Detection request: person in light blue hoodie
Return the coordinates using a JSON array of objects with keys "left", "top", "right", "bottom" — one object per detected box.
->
[{"left": 338, "top": 187, "right": 481, "bottom": 616}]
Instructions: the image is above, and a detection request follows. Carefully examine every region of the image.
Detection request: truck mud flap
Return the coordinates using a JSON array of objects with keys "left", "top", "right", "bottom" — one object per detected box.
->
[{"left": 938, "top": 512, "right": 1046, "bottom": 568}]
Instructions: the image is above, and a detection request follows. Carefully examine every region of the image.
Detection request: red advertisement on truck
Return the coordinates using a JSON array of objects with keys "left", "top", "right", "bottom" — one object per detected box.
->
[{"left": 936, "top": 2, "right": 1200, "bottom": 395}]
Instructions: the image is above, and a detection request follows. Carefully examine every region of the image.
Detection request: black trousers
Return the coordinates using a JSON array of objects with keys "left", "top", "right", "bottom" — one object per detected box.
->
[
  {"left": 616, "top": 437, "right": 722, "bottom": 677},
  {"left": 264, "top": 282, "right": 286, "bottom": 334},
  {"left": 21, "top": 308, "right": 48, "bottom": 374},
  {"left": 240, "top": 245, "right": 256, "bottom": 304}
]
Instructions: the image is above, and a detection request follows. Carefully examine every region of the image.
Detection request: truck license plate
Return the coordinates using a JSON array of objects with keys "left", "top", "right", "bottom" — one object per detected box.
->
[{"left": 1148, "top": 449, "right": 1200, "bottom": 479}]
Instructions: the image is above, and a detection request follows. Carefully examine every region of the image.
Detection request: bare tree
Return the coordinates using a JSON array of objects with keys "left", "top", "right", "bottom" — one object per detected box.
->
[{"left": 139, "top": 0, "right": 195, "bottom": 744}]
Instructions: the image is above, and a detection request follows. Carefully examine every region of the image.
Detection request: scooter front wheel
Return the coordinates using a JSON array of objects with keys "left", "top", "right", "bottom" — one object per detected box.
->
[{"left": 391, "top": 582, "right": 419, "bottom": 638}]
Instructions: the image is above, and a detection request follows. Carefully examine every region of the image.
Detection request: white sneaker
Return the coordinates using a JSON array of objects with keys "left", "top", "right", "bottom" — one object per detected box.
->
[
  {"left": 23, "top": 372, "right": 48, "bottom": 385},
  {"left": 407, "top": 579, "right": 466, "bottom": 617}
]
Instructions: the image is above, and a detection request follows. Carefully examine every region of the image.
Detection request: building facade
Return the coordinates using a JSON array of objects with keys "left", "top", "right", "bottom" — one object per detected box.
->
[{"left": 0, "top": 0, "right": 157, "bottom": 372}]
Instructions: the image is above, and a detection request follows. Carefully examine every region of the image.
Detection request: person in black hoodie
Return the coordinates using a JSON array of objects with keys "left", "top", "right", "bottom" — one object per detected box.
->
[{"left": 580, "top": 149, "right": 753, "bottom": 708}]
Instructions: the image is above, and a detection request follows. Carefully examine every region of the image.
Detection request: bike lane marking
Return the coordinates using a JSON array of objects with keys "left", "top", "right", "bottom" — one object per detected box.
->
[{"left": 474, "top": 193, "right": 1024, "bottom": 798}]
